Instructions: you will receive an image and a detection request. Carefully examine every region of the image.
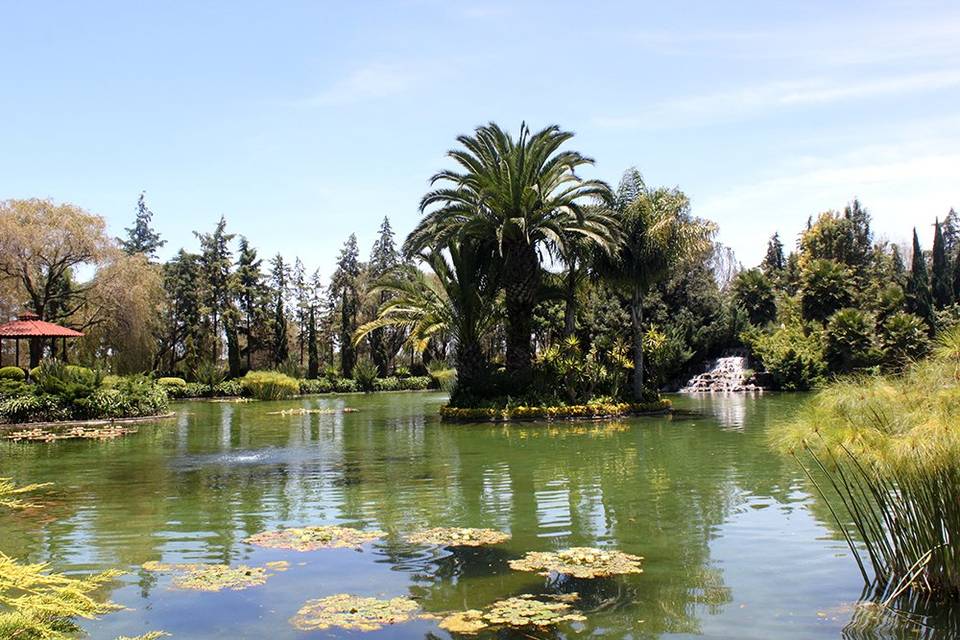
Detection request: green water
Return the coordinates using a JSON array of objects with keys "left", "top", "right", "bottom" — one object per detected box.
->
[{"left": 0, "top": 392, "right": 955, "bottom": 638}]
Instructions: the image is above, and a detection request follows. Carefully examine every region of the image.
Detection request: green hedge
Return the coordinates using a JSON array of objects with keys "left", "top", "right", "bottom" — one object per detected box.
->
[{"left": 0, "top": 366, "right": 26, "bottom": 381}]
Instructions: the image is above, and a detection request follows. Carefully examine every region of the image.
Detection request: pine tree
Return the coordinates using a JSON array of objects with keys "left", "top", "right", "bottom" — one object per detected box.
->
[
  {"left": 761, "top": 232, "right": 785, "bottom": 277},
  {"left": 331, "top": 234, "right": 361, "bottom": 377},
  {"left": 891, "top": 244, "right": 906, "bottom": 285},
  {"left": 292, "top": 258, "right": 308, "bottom": 367},
  {"left": 942, "top": 208, "right": 960, "bottom": 258},
  {"left": 234, "top": 236, "right": 267, "bottom": 371},
  {"left": 120, "top": 192, "right": 166, "bottom": 258},
  {"left": 932, "top": 219, "right": 952, "bottom": 308},
  {"left": 160, "top": 250, "right": 203, "bottom": 373},
  {"left": 906, "top": 228, "right": 934, "bottom": 327},
  {"left": 367, "top": 217, "right": 401, "bottom": 375},
  {"left": 270, "top": 254, "right": 290, "bottom": 366},
  {"left": 307, "top": 269, "right": 323, "bottom": 378},
  {"left": 194, "top": 216, "right": 235, "bottom": 362}
]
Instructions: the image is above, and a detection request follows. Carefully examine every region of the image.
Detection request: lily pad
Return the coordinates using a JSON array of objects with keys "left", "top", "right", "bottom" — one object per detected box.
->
[
  {"left": 290, "top": 594, "right": 422, "bottom": 631},
  {"left": 439, "top": 595, "right": 586, "bottom": 635},
  {"left": 267, "top": 407, "right": 359, "bottom": 415},
  {"left": 406, "top": 527, "right": 510, "bottom": 547},
  {"left": 509, "top": 547, "right": 643, "bottom": 578},
  {"left": 245, "top": 525, "right": 384, "bottom": 551},
  {"left": 142, "top": 561, "right": 271, "bottom": 591}
]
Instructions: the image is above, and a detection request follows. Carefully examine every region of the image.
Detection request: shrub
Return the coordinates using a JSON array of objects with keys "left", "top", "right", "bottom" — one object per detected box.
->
[
  {"left": 394, "top": 365, "right": 411, "bottom": 378},
  {"left": 823, "top": 308, "right": 878, "bottom": 373},
  {"left": 353, "top": 361, "right": 378, "bottom": 392},
  {"left": 428, "top": 362, "right": 457, "bottom": 393},
  {"left": 440, "top": 399, "right": 671, "bottom": 422},
  {"left": 879, "top": 312, "right": 930, "bottom": 372},
  {"left": 214, "top": 379, "right": 243, "bottom": 397},
  {"left": 800, "top": 259, "right": 853, "bottom": 323},
  {"left": 332, "top": 378, "right": 359, "bottom": 393},
  {"left": 157, "top": 377, "right": 187, "bottom": 389},
  {"left": 240, "top": 371, "right": 299, "bottom": 400},
  {"left": 299, "top": 378, "right": 334, "bottom": 394},
  {"left": 372, "top": 376, "right": 401, "bottom": 392},
  {"left": 0, "top": 379, "right": 29, "bottom": 399},
  {"left": 0, "top": 395, "right": 69, "bottom": 423},
  {"left": 731, "top": 268, "right": 777, "bottom": 325},
  {"left": 400, "top": 376, "right": 432, "bottom": 391},
  {"left": 0, "top": 367, "right": 25, "bottom": 381},
  {"left": 743, "top": 323, "right": 826, "bottom": 391}
]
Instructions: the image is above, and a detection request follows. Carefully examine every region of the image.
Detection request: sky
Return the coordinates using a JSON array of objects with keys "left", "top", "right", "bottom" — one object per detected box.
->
[{"left": 1, "top": 0, "right": 958, "bottom": 279}]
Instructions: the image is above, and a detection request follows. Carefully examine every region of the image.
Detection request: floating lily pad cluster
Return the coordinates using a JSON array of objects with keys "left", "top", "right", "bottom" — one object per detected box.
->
[
  {"left": 5, "top": 425, "right": 138, "bottom": 442},
  {"left": 245, "top": 525, "right": 384, "bottom": 551},
  {"left": 290, "top": 594, "right": 424, "bottom": 631},
  {"left": 509, "top": 546, "right": 644, "bottom": 578},
  {"left": 405, "top": 527, "right": 510, "bottom": 547},
  {"left": 439, "top": 594, "right": 586, "bottom": 635},
  {"left": 142, "top": 561, "right": 270, "bottom": 592}
]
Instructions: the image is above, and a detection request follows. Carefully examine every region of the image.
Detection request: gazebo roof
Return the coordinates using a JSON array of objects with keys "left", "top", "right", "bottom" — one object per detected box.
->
[{"left": 0, "top": 312, "right": 84, "bottom": 338}]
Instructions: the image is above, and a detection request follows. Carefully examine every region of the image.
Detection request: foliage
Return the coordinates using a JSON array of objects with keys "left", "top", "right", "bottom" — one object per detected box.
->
[
  {"left": 509, "top": 546, "right": 644, "bottom": 578},
  {"left": 878, "top": 312, "right": 930, "bottom": 371},
  {"left": 240, "top": 370, "right": 299, "bottom": 400},
  {"left": 823, "top": 308, "right": 878, "bottom": 373},
  {"left": 142, "top": 561, "right": 270, "bottom": 592},
  {"left": 427, "top": 361, "right": 457, "bottom": 392},
  {"left": 531, "top": 335, "right": 634, "bottom": 403},
  {"left": 774, "top": 332, "right": 960, "bottom": 594},
  {"left": 439, "top": 595, "right": 586, "bottom": 634},
  {"left": 156, "top": 376, "right": 186, "bottom": 389},
  {"left": 906, "top": 228, "right": 934, "bottom": 326},
  {"left": 731, "top": 268, "right": 777, "bottom": 325},
  {"left": 0, "top": 366, "right": 26, "bottom": 381},
  {"left": 352, "top": 360, "right": 379, "bottom": 392},
  {"left": 643, "top": 325, "right": 693, "bottom": 389},
  {"left": 0, "top": 477, "right": 51, "bottom": 510},
  {"left": 119, "top": 192, "right": 165, "bottom": 258},
  {"left": 800, "top": 259, "right": 853, "bottom": 323},
  {"left": 743, "top": 323, "right": 826, "bottom": 391},
  {"left": 245, "top": 525, "right": 384, "bottom": 551}
]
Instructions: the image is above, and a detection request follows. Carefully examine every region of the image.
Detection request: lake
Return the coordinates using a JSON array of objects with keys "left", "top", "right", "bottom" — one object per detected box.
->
[{"left": 0, "top": 392, "right": 954, "bottom": 638}]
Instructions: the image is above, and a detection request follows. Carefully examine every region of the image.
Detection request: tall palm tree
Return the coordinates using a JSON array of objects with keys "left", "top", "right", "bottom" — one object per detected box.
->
[
  {"left": 405, "top": 122, "right": 615, "bottom": 382},
  {"left": 600, "top": 169, "right": 715, "bottom": 400},
  {"left": 354, "top": 241, "right": 499, "bottom": 390}
]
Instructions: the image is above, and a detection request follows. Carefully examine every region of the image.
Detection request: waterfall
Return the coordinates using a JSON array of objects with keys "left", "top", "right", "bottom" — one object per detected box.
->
[{"left": 680, "top": 355, "right": 765, "bottom": 393}]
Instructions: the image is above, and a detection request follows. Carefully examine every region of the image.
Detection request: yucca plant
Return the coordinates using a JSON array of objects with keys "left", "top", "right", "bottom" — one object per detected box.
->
[{"left": 775, "top": 324, "right": 960, "bottom": 596}]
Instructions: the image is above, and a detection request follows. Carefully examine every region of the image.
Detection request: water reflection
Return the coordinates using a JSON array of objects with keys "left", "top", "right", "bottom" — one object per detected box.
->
[{"left": 0, "top": 392, "right": 955, "bottom": 638}]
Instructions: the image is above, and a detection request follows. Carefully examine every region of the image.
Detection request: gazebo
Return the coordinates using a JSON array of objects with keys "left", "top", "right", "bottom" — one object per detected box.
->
[{"left": 0, "top": 312, "right": 84, "bottom": 369}]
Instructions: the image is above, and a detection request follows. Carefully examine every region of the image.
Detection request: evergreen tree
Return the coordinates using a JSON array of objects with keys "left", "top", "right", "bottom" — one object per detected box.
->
[
  {"left": 942, "top": 208, "right": 960, "bottom": 258},
  {"left": 292, "top": 258, "right": 308, "bottom": 366},
  {"left": 160, "top": 250, "right": 203, "bottom": 373},
  {"left": 270, "top": 254, "right": 290, "bottom": 365},
  {"left": 307, "top": 269, "right": 322, "bottom": 379},
  {"left": 234, "top": 236, "right": 267, "bottom": 371},
  {"left": 367, "top": 217, "right": 401, "bottom": 375},
  {"left": 891, "top": 244, "right": 906, "bottom": 286},
  {"left": 331, "top": 234, "right": 361, "bottom": 377},
  {"left": 906, "top": 228, "right": 934, "bottom": 327},
  {"left": 761, "top": 232, "right": 785, "bottom": 277},
  {"left": 843, "top": 198, "right": 873, "bottom": 271},
  {"left": 932, "top": 219, "right": 952, "bottom": 308},
  {"left": 120, "top": 192, "right": 166, "bottom": 258},
  {"left": 194, "top": 216, "right": 235, "bottom": 362}
]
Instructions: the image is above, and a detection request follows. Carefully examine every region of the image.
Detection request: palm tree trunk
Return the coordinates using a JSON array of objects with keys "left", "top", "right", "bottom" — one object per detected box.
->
[
  {"left": 455, "top": 339, "right": 486, "bottom": 391},
  {"left": 503, "top": 242, "right": 539, "bottom": 382},
  {"left": 630, "top": 286, "right": 645, "bottom": 401}
]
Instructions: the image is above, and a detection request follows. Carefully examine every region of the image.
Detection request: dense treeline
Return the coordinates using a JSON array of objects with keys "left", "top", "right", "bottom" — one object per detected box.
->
[{"left": 0, "top": 123, "right": 954, "bottom": 405}]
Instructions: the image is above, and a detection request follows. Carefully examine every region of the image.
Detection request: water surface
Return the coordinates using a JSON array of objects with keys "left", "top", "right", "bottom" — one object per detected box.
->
[{"left": 0, "top": 392, "right": 953, "bottom": 638}]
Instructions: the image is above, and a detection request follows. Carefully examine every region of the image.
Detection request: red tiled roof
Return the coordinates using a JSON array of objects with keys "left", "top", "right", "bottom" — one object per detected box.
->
[{"left": 0, "top": 313, "right": 84, "bottom": 338}]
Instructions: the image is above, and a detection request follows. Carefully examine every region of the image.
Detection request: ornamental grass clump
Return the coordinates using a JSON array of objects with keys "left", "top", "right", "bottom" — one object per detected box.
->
[
  {"left": 240, "top": 370, "right": 299, "bottom": 400},
  {"left": 774, "top": 325, "right": 960, "bottom": 596}
]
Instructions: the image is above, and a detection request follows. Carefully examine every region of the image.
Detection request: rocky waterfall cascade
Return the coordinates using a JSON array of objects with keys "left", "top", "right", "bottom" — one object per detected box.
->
[{"left": 680, "top": 355, "right": 765, "bottom": 393}]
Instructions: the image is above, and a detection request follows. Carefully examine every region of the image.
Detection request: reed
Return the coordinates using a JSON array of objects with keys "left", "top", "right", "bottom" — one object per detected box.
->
[{"left": 774, "top": 325, "right": 960, "bottom": 596}]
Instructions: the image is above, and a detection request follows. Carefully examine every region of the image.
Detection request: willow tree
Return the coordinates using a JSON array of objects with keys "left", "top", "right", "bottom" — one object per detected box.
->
[
  {"left": 354, "top": 241, "right": 499, "bottom": 392},
  {"left": 600, "top": 169, "right": 714, "bottom": 400},
  {"left": 405, "top": 122, "right": 615, "bottom": 382}
]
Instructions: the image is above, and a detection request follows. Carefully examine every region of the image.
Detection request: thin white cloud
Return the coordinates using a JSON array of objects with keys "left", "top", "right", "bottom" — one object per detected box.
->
[
  {"left": 593, "top": 69, "right": 960, "bottom": 130},
  {"left": 298, "top": 63, "right": 420, "bottom": 107}
]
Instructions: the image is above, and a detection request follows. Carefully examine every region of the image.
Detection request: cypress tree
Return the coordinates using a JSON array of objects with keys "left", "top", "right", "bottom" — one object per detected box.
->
[
  {"left": 906, "top": 228, "right": 934, "bottom": 326},
  {"left": 368, "top": 217, "right": 400, "bottom": 375},
  {"left": 331, "top": 235, "right": 360, "bottom": 377},
  {"left": 235, "top": 237, "right": 267, "bottom": 371},
  {"left": 270, "top": 254, "right": 290, "bottom": 365},
  {"left": 194, "top": 216, "right": 235, "bottom": 362},
  {"left": 932, "top": 219, "right": 952, "bottom": 308}
]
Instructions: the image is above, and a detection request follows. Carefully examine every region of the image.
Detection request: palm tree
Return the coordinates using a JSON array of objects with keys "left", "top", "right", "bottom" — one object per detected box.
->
[
  {"left": 354, "top": 241, "right": 499, "bottom": 391},
  {"left": 405, "top": 122, "right": 615, "bottom": 382},
  {"left": 600, "top": 169, "right": 714, "bottom": 400}
]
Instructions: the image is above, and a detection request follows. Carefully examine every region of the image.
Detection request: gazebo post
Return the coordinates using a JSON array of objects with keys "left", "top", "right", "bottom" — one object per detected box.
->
[
  {"left": 15, "top": 339, "right": 20, "bottom": 369},
  {"left": 62, "top": 337, "right": 68, "bottom": 363}
]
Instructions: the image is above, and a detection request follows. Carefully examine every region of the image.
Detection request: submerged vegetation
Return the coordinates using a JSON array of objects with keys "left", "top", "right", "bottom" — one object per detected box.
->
[{"left": 776, "top": 325, "right": 960, "bottom": 596}]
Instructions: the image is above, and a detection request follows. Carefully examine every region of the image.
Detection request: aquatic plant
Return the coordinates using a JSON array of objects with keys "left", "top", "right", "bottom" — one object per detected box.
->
[
  {"left": 142, "top": 561, "right": 270, "bottom": 591},
  {"left": 775, "top": 325, "right": 960, "bottom": 595},
  {"left": 290, "top": 594, "right": 422, "bottom": 631},
  {"left": 5, "top": 425, "right": 140, "bottom": 442},
  {"left": 245, "top": 525, "right": 384, "bottom": 551},
  {"left": 266, "top": 407, "right": 358, "bottom": 416},
  {"left": 509, "top": 547, "right": 644, "bottom": 578},
  {"left": 0, "top": 477, "right": 51, "bottom": 509},
  {"left": 240, "top": 370, "right": 299, "bottom": 400},
  {"left": 439, "top": 594, "right": 586, "bottom": 634},
  {"left": 405, "top": 527, "right": 510, "bottom": 547},
  {"left": 439, "top": 399, "right": 670, "bottom": 422}
]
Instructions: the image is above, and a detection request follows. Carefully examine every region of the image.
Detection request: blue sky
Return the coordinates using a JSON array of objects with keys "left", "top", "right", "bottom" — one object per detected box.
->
[{"left": 1, "top": 1, "right": 958, "bottom": 279}]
